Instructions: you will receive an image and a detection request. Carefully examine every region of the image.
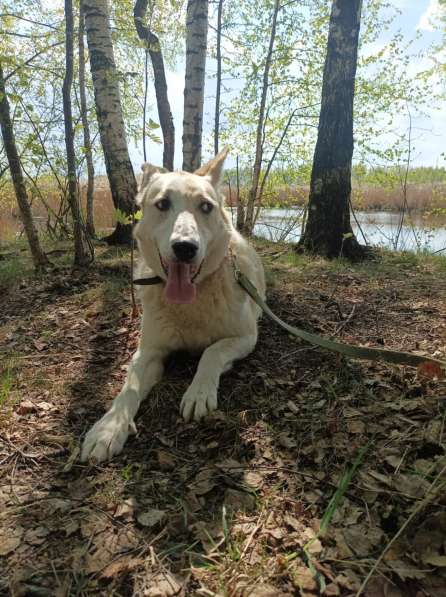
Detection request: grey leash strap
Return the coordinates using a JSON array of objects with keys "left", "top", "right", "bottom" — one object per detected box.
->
[{"left": 233, "top": 267, "right": 446, "bottom": 375}]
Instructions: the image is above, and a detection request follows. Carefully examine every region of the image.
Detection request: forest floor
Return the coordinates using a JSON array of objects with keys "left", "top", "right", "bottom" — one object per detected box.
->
[{"left": 0, "top": 239, "right": 446, "bottom": 597}]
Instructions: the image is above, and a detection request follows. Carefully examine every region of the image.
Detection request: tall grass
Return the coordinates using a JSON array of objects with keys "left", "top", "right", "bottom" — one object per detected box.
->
[{"left": 1, "top": 170, "right": 445, "bottom": 241}]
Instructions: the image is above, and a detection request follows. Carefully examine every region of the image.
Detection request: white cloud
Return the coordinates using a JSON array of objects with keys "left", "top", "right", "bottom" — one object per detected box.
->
[{"left": 417, "top": 0, "right": 443, "bottom": 31}]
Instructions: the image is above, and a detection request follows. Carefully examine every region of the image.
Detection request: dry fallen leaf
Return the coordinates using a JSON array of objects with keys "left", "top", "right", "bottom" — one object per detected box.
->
[
  {"left": 137, "top": 508, "right": 166, "bottom": 528},
  {"left": 188, "top": 467, "right": 217, "bottom": 495},
  {"left": 193, "top": 520, "right": 224, "bottom": 553},
  {"left": 16, "top": 400, "right": 37, "bottom": 415},
  {"left": 417, "top": 361, "right": 444, "bottom": 380},
  {"left": 157, "top": 449, "right": 176, "bottom": 471},
  {"left": 277, "top": 431, "right": 297, "bottom": 448},
  {"left": 24, "top": 526, "right": 49, "bottom": 546},
  {"left": 0, "top": 526, "right": 24, "bottom": 556},
  {"left": 224, "top": 488, "right": 256, "bottom": 512},
  {"left": 289, "top": 563, "right": 318, "bottom": 592},
  {"left": 100, "top": 555, "right": 143, "bottom": 579},
  {"left": 142, "top": 571, "right": 183, "bottom": 596}
]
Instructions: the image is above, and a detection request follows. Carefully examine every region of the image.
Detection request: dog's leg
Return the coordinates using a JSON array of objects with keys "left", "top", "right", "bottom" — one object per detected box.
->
[
  {"left": 180, "top": 334, "right": 257, "bottom": 422},
  {"left": 81, "top": 348, "right": 165, "bottom": 462}
]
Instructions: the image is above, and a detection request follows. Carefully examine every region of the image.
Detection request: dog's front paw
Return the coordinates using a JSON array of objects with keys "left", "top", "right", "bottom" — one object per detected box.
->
[
  {"left": 80, "top": 411, "right": 136, "bottom": 463},
  {"left": 180, "top": 382, "right": 218, "bottom": 422}
]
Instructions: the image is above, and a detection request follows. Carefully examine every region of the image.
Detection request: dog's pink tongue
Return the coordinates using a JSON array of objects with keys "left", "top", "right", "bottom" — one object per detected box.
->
[{"left": 164, "top": 261, "right": 196, "bottom": 304}]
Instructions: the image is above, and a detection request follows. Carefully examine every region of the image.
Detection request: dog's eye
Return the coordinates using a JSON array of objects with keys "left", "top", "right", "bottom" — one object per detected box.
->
[
  {"left": 155, "top": 198, "right": 171, "bottom": 211},
  {"left": 199, "top": 201, "right": 213, "bottom": 214}
]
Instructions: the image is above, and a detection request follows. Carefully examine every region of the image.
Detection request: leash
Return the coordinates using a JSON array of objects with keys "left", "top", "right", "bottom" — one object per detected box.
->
[
  {"left": 133, "top": 275, "right": 163, "bottom": 285},
  {"left": 229, "top": 254, "right": 446, "bottom": 377},
  {"left": 132, "top": 253, "right": 446, "bottom": 376}
]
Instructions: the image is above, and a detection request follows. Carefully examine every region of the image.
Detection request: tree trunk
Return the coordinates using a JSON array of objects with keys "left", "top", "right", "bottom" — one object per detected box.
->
[
  {"left": 182, "top": 0, "right": 209, "bottom": 172},
  {"left": 78, "top": 4, "right": 96, "bottom": 237},
  {"left": 0, "top": 64, "right": 49, "bottom": 269},
  {"left": 63, "top": 0, "right": 91, "bottom": 266},
  {"left": 244, "top": 0, "right": 280, "bottom": 235},
  {"left": 83, "top": 0, "right": 137, "bottom": 245},
  {"left": 134, "top": 0, "right": 175, "bottom": 171},
  {"left": 298, "top": 0, "right": 367, "bottom": 260},
  {"left": 214, "top": 0, "right": 224, "bottom": 156}
]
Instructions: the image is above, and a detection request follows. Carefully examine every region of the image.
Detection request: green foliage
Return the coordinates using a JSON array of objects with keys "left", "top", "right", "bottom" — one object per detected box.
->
[
  {"left": 217, "top": 0, "right": 440, "bottom": 191},
  {"left": 113, "top": 208, "right": 142, "bottom": 225}
]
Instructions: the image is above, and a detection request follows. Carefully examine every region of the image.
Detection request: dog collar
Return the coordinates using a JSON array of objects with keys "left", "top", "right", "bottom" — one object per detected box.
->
[{"left": 133, "top": 276, "right": 164, "bottom": 285}]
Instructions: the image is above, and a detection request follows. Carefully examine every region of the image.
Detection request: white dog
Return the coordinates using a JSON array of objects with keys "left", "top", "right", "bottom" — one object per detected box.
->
[{"left": 81, "top": 149, "right": 265, "bottom": 462}]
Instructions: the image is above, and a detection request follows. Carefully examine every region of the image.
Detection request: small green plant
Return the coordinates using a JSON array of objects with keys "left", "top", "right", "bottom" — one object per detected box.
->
[{"left": 113, "top": 208, "right": 142, "bottom": 226}]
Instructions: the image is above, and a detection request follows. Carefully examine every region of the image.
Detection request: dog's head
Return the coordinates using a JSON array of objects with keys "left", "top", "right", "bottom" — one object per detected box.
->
[{"left": 135, "top": 148, "right": 232, "bottom": 304}]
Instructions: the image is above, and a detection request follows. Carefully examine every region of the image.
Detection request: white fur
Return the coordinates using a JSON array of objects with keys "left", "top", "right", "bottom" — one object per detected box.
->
[{"left": 81, "top": 150, "right": 265, "bottom": 462}]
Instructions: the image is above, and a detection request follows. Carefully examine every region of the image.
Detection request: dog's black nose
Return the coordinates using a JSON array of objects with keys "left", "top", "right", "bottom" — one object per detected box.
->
[{"left": 172, "top": 241, "right": 198, "bottom": 262}]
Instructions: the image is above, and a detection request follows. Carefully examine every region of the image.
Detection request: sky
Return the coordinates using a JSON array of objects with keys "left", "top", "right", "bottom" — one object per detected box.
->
[{"left": 129, "top": 0, "right": 445, "bottom": 173}]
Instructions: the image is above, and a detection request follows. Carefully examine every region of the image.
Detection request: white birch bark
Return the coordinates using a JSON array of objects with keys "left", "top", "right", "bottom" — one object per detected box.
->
[
  {"left": 182, "top": 0, "right": 209, "bottom": 172},
  {"left": 83, "top": 0, "right": 137, "bottom": 244}
]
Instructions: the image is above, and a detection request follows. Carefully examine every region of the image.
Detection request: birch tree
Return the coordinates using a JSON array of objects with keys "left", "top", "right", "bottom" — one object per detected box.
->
[
  {"left": 213, "top": 0, "right": 224, "bottom": 156},
  {"left": 63, "top": 0, "right": 90, "bottom": 265},
  {"left": 182, "top": 0, "right": 208, "bottom": 172},
  {"left": 298, "top": 0, "right": 366, "bottom": 259},
  {"left": 78, "top": 3, "right": 96, "bottom": 237},
  {"left": 0, "top": 64, "right": 49, "bottom": 269},
  {"left": 83, "top": 0, "right": 137, "bottom": 245}
]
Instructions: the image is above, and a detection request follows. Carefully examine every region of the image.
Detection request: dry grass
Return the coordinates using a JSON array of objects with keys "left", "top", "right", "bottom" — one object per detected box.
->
[
  {"left": 1, "top": 176, "right": 445, "bottom": 243},
  {"left": 0, "top": 241, "right": 446, "bottom": 595}
]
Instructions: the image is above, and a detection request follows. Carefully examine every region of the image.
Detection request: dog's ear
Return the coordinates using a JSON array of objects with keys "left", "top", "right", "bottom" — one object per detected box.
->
[
  {"left": 139, "top": 163, "right": 167, "bottom": 191},
  {"left": 137, "top": 163, "right": 168, "bottom": 205},
  {"left": 194, "top": 147, "right": 229, "bottom": 187}
]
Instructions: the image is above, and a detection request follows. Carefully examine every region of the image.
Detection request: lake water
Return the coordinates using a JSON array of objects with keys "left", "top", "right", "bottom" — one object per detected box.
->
[
  {"left": 1, "top": 207, "right": 445, "bottom": 255},
  {"left": 248, "top": 208, "right": 446, "bottom": 254}
]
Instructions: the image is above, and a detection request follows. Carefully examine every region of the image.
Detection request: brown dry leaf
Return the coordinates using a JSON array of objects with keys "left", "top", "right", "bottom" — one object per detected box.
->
[
  {"left": 16, "top": 400, "right": 37, "bottom": 415},
  {"left": 188, "top": 467, "right": 217, "bottom": 496},
  {"left": 385, "top": 557, "right": 427, "bottom": 581},
  {"left": 224, "top": 488, "right": 256, "bottom": 512},
  {"left": 290, "top": 563, "right": 318, "bottom": 592},
  {"left": 347, "top": 419, "right": 366, "bottom": 434},
  {"left": 417, "top": 361, "right": 444, "bottom": 380},
  {"left": 277, "top": 431, "right": 297, "bottom": 448},
  {"left": 114, "top": 497, "right": 137, "bottom": 520},
  {"left": 137, "top": 508, "right": 166, "bottom": 528},
  {"left": 0, "top": 525, "right": 24, "bottom": 556},
  {"left": 100, "top": 555, "right": 143, "bottom": 579},
  {"left": 342, "top": 524, "right": 384, "bottom": 556},
  {"left": 193, "top": 520, "right": 224, "bottom": 553},
  {"left": 215, "top": 458, "right": 243, "bottom": 473},
  {"left": 157, "top": 449, "right": 176, "bottom": 471},
  {"left": 423, "top": 554, "right": 446, "bottom": 567},
  {"left": 413, "top": 512, "right": 446, "bottom": 567},
  {"left": 85, "top": 528, "right": 139, "bottom": 574},
  {"left": 33, "top": 339, "right": 48, "bottom": 351},
  {"left": 332, "top": 529, "right": 354, "bottom": 559},
  {"left": 85, "top": 544, "right": 114, "bottom": 574},
  {"left": 143, "top": 571, "right": 183, "bottom": 596},
  {"left": 392, "top": 473, "right": 429, "bottom": 498},
  {"left": 284, "top": 514, "right": 304, "bottom": 533},
  {"left": 80, "top": 512, "right": 109, "bottom": 538},
  {"left": 63, "top": 519, "right": 80, "bottom": 537},
  {"left": 324, "top": 582, "right": 340, "bottom": 596},
  {"left": 46, "top": 497, "right": 72, "bottom": 514},
  {"left": 24, "top": 526, "right": 49, "bottom": 546},
  {"left": 243, "top": 470, "right": 264, "bottom": 489}
]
